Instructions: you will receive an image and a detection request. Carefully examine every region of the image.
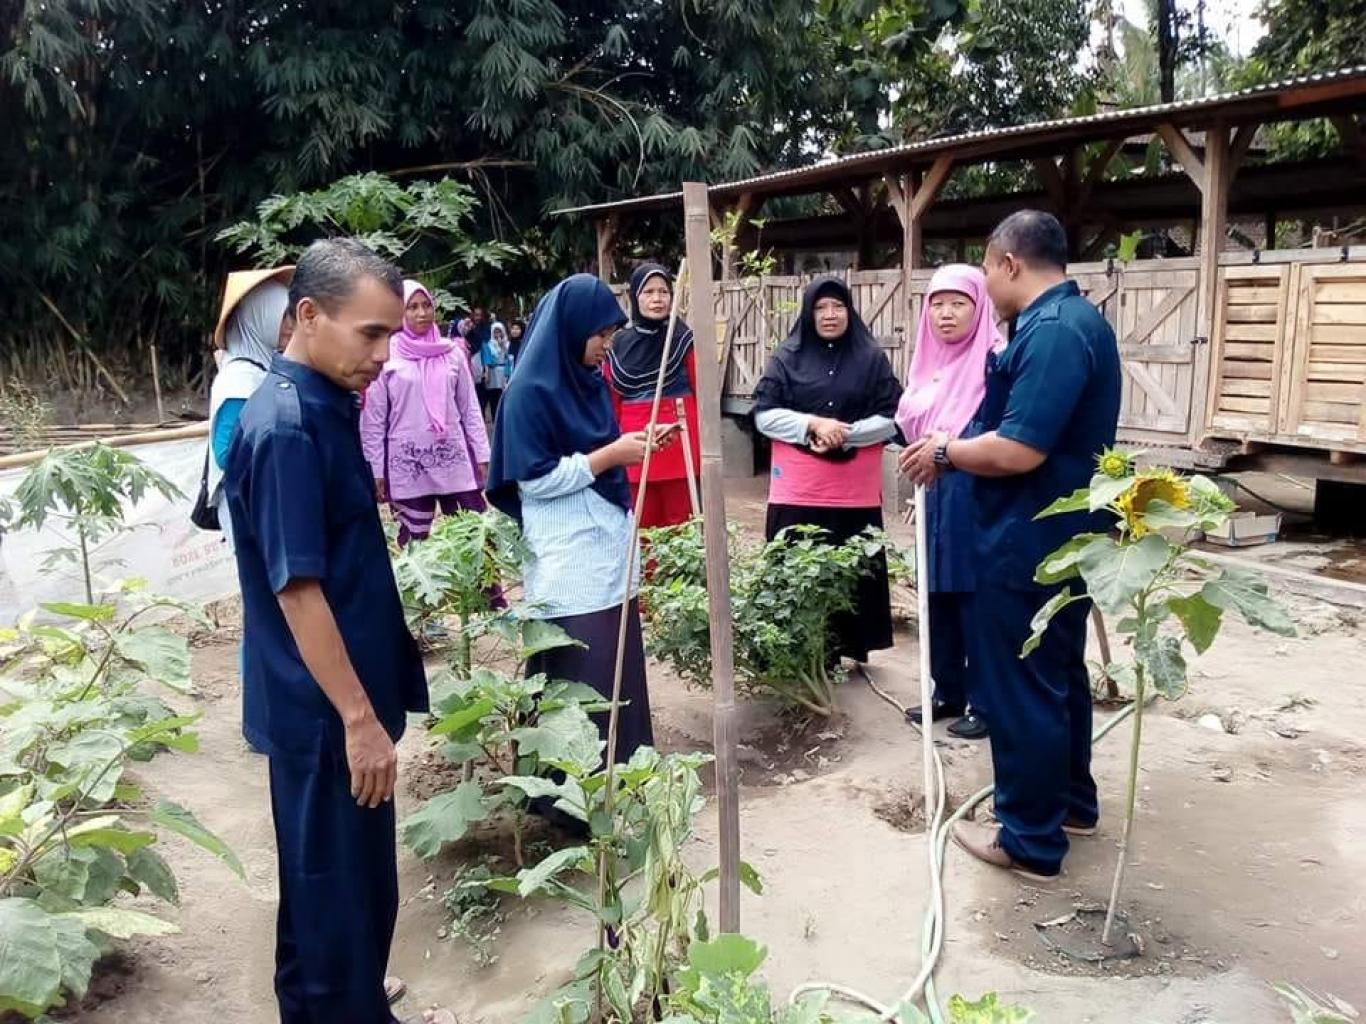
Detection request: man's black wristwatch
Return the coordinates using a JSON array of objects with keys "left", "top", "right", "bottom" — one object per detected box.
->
[{"left": 933, "top": 439, "right": 954, "bottom": 469}]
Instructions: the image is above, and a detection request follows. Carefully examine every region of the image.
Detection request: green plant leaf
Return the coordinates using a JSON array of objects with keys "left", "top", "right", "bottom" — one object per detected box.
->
[
  {"left": 1034, "top": 533, "right": 1107, "bottom": 585},
  {"left": 520, "top": 620, "right": 586, "bottom": 660},
  {"left": 1080, "top": 533, "right": 1171, "bottom": 614},
  {"left": 68, "top": 826, "right": 156, "bottom": 856},
  {"left": 125, "top": 847, "right": 180, "bottom": 905},
  {"left": 428, "top": 698, "right": 496, "bottom": 738},
  {"left": 64, "top": 906, "right": 179, "bottom": 939},
  {"left": 1201, "top": 570, "right": 1296, "bottom": 636},
  {"left": 39, "top": 602, "right": 115, "bottom": 622},
  {"left": 400, "top": 781, "right": 486, "bottom": 858},
  {"left": 1165, "top": 592, "right": 1223, "bottom": 654},
  {"left": 115, "top": 626, "right": 191, "bottom": 693},
  {"left": 1034, "top": 486, "right": 1091, "bottom": 519},
  {"left": 45, "top": 731, "right": 125, "bottom": 803},
  {"left": 1138, "top": 634, "right": 1187, "bottom": 699},
  {"left": 739, "top": 861, "right": 764, "bottom": 895},
  {"left": 1139, "top": 498, "right": 1201, "bottom": 533},
  {"left": 516, "top": 845, "right": 592, "bottom": 898},
  {"left": 510, "top": 706, "right": 602, "bottom": 775},
  {"left": 0, "top": 784, "right": 34, "bottom": 837},
  {"left": 947, "top": 991, "right": 1036, "bottom": 1023},
  {"left": 0, "top": 897, "right": 100, "bottom": 1017},
  {"left": 1020, "top": 589, "right": 1086, "bottom": 657},
  {"left": 151, "top": 800, "right": 244, "bottom": 878},
  {"left": 687, "top": 933, "right": 767, "bottom": 979}
]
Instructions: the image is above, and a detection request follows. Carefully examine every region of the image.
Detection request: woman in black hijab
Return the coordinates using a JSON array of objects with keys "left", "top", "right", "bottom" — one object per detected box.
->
[
  {"left": 603, "top": 262, "right": 700, "bottom": 528},
  {"left": 753, "top": 276, "right": 903, "bottom": 665}
]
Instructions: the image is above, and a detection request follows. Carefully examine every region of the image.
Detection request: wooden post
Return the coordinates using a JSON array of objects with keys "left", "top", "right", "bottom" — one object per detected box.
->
[
  {"left": 148, "top": 343, "right": 165, "bottom": 425},
  {"left": 1192, "top": 122, "right": 1229, "bottom": 446},
  {"left": 595, "top": 213, "right": 619, "bottom": 283},
  {"left": 682, "top": 182, "right": 741, "bottom": 934}
]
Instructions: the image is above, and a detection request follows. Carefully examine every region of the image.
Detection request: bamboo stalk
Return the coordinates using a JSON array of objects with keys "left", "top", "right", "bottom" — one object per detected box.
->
[
  {"left": 150, "top": 342, "right": 165, "bottom": 424},
  {"left": 675, "top": 398, "right": 701, "bottom": 516},
  {"left": 0, "top": 423, "right": 209, "bottom": 470},
  {"left": 683, "top": 181, "right": 742, "bottom": 934},
  {"left": 594, "top": 257, "right": 690, "bottom": 1011}
]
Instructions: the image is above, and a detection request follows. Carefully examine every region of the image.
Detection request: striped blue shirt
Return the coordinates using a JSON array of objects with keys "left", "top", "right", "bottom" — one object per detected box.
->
[{"left": 519, "top": 453, "right": 640, "bottom": 619}]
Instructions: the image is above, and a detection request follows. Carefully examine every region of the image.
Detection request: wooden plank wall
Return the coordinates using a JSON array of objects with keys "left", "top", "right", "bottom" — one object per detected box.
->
[{"left": 608, "top": 249, "right": 1366, "bottom": 456}]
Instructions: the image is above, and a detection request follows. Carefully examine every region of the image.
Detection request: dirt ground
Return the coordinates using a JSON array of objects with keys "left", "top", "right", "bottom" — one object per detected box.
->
[{"left": 62, "top": 474, "right": 1366, "bottom": 1024}]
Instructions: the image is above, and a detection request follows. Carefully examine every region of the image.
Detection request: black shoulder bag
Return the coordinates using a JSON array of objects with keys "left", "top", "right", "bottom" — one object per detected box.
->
[{"left": 190, "top": 357, "right": 269, "bottom": 532}]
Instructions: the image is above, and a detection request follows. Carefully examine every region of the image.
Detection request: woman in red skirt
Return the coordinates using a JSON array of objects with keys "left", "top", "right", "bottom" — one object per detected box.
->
[{"left": 602, "top": 263, "right": 701, "bottom": 528}]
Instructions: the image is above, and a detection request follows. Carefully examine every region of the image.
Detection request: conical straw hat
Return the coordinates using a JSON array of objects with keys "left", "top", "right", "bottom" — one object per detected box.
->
[{"left": 212, "top": 266, "right": 295, "bottom": 349}]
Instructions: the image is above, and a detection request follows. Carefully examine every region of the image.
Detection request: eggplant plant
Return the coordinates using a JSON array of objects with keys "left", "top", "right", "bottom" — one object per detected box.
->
[
  {"left": 0, "top": 583, "right": 241, "bottom": 1018},
  {"left": 1027, "top": 449, "right": 1295, "bottom": 945}
]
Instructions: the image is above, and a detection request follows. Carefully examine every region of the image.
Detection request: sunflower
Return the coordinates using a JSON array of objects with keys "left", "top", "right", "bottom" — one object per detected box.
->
[
  {"left": 1115, "top": 468, "right": 1191, "bottom": 538},
  {"left": 1096, "top": 447, "right": 1133, "bottom": 480}
]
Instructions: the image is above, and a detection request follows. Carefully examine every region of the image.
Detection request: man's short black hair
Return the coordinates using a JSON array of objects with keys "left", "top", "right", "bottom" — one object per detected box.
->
[
  {"left": 288, "top": 238, "right": 402, "bottom": 314},
  {"left": 988, "top": 210, "right": 1068, "bottom": 271}
]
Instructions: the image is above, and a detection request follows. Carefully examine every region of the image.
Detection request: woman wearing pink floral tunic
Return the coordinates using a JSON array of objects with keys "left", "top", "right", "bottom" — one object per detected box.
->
[{"left": 360, "top": 280, "right": 491, "bottom": 546}]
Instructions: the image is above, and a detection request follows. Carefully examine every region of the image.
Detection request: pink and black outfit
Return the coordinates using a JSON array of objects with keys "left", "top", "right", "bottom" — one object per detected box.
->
[
  {"left": 753, "top": 276, "right": 903, "bottom": 664},
  {"left": 360, "top": 281, "right": 491, "bottom": 546}
]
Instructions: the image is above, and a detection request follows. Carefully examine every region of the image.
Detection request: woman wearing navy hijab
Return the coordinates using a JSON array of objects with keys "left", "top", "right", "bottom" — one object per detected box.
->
[{"left": 487, "top": 275, "right": 675, "bottom": 784}]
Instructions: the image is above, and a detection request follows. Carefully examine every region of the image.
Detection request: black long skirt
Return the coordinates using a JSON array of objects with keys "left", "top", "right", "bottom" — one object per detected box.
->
[
  {"left": 526, "top": 599, "right": 654, "bottom": 765},
  {"left": 765, "top": 503, "right": 894, "bottom": 664}
]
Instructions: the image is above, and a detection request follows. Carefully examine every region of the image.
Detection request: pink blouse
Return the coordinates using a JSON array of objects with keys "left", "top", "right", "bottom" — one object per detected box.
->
[{"left": 359, "top": 352, "right": 490, "bottom": 500}]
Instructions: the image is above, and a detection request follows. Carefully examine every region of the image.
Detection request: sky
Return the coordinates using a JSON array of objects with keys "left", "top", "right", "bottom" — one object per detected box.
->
[{"left": 1120, "top": 0, "right": 1268, "bottom": 56}]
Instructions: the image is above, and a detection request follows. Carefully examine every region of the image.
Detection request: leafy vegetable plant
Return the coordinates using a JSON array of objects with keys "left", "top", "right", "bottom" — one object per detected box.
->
[
  {"left": 1028, "top": 449, "right": 1295, "bottom": 945},
  {"left": 641, "top": 523, "right": 901, "bottom": 717},
  {"left": 0, "top": 584, "right": 240, "bottom": 1018}
]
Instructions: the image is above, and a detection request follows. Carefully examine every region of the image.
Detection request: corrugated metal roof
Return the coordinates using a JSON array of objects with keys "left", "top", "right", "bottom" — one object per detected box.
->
[{"left": 552, "top": 64, "right": 1366, "bottom": 218}]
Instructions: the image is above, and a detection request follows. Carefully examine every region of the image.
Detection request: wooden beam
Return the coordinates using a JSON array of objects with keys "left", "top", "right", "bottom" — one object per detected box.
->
[
  {"left": 1229, "top": 122, "right": 1260, "bottom": 177},
  {"left": 682, "top": 182, "right": 741, "bottom": 934},
  {"left": 908, "top": 155, "right": 954, "bottom": 222},
  {"left": 1193, "top": 122, "right": 1230, "bottom": 445},
  {"left": 1157, "top": 124, "right": 1207, "bottom": 194},
  {"left": 903, "top": 169, "right": 924, "bottom": 272},
  {"left": 595, "top": 213, "right": 619, "bottom": 282},
  {"left": 882, "top": 173, "right": 907, "bottom": 221}
]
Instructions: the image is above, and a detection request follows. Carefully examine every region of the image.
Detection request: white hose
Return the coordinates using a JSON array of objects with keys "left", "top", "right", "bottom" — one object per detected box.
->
[
  {"left": 790, "top": 486, "right": 1137, "bottom": 1023},
  {"left": 790, "top": 484, "right": 947, "bottom": 1021}
]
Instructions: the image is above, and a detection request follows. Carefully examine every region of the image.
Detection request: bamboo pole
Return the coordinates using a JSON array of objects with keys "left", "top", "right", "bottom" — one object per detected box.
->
[
  {"left": 0, "top": 423, "right": 208, "bottom": 471},
  {"left": 675, "top": 398, "right": 701, "bottom": 516},
  {"left": 683, "top": 181, "right": 742, "bottom": 934},
  {"left": 594, "top": 259, "right": 689, "bottom": 1014},
  {"left": 150, "top": 343, "right": 165, "bottom": 424}
]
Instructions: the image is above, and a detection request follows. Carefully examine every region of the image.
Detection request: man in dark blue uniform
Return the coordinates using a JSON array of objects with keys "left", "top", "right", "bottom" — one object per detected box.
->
[
  {"left": 902, "top": 211, "right": 1121, "bottom": 881},
  {"left": 223, "top": 238, "right": 450, "bottom": 1023}
]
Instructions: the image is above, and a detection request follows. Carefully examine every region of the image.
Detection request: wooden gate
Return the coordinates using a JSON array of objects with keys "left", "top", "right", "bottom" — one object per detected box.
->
[
  {"left": 1109, "top": 261, "right": 1201, "bottom": 441},
  {"left": 1207, "top": 264, "right": 1292, "bottom": 435},
  {"left": 1279, "top": 263, "right": 1366, "bottom": 447}
]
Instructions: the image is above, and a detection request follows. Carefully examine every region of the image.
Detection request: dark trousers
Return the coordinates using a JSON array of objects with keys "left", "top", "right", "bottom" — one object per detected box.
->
[
  {"left": 269, "top": 754, "right": 400, "bottom": 1024},
  {"left": 972, "top": 584, "right": 1097, "bottom": 874},
  {"left": 928, "top": 591, "right": 982, "bottom": 714}
]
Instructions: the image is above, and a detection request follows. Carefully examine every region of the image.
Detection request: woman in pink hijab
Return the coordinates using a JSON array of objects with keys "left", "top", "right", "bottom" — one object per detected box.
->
[
  {"left": 896, "top": 264, "right": 1003, "bottom": 740},
  {"left": 360, "top": 280, "right": 491, "bottom": 546}
]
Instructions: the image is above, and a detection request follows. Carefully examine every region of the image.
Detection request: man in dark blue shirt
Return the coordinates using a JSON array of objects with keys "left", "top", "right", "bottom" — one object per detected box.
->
[
  {"left": 224, "top": 238, "right": 447, "bottom": 1024},
  {"left": 903, "top": 211, "right": 1121, "bottom": 881}
]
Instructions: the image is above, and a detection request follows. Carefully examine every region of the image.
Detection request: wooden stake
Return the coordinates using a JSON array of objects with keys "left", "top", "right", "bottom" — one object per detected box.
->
[
  {"left": 150, "top": 343, "right": 165, "bottom": 425},
  {"left": 683, "top": 181, "right": 742, "bottom": 934},
  {"left": 675, "top": 398, "right": 701, "bottom": 516},
  {"left": 594, "top": 259, "right": 689, "bottom": 1011}
]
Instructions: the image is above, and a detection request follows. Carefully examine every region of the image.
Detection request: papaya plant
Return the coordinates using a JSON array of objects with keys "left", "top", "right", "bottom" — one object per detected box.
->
[
  {"left": 3, "top": 444, "right": 182, "bottom": 604},
  {"left": 391, "top": 509, "right": 525, "bottom": 675},
  {"left": 0, "top": 583, "right": 241, "bottom": 1018},
  {"left": 641, "top": 524, "right": 903, "bottom": 718},
  {"left": 1027, "top": 449, "right": 1296, "bottom": 945}
]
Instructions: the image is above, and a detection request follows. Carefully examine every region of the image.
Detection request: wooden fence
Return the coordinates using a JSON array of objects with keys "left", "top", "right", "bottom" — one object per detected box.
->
[{"left": 611, "top": 248, "right": 1366, "bottom": 456}]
